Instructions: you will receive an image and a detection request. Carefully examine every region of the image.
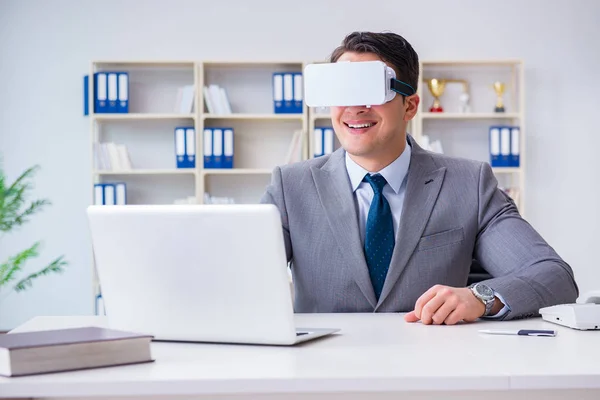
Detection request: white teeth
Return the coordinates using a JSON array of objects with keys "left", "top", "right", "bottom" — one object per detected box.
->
[{"left": 347, "top": 123, "right": 374, "bottom": 129}]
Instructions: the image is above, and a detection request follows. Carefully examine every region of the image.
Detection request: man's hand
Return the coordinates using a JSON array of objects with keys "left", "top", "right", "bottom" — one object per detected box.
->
[{"left": 404, "top": 285, "right": 502, "bottom": 325}]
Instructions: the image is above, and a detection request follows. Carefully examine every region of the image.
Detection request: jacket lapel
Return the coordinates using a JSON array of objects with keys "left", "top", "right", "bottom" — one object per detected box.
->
[
  {"left": 376, "top": 137, "right": 447, "bottom": 310},
  {"left": 311, "top": 149, "right": 377, "bottom": 309}
]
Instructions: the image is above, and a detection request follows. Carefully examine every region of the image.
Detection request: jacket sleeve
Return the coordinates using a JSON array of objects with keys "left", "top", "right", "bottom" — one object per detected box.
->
[
  {"left": 260, "top": 166, "right": 292, "bottom": 263},
  {"left": 474, "top": 162, "right": 579, "bottom": 320}
]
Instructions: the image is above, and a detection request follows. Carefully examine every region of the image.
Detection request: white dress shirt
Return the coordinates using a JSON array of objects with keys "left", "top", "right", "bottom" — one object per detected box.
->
[
  {"left": 345, "top": 142, "right": 411, "bottom": 245},
  {"left": 344, "top": 141, "right": 510, "bottom": 319}
]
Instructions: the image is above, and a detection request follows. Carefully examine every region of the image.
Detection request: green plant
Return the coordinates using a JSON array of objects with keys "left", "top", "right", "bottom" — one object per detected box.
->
[{"left": 0, "top": 164, "right": 67, "bottom": 296}]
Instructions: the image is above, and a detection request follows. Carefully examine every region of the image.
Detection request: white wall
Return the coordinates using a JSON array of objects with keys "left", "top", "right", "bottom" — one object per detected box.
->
[{"left": 1, "top": 0, "right": 599, "bottom": 330}]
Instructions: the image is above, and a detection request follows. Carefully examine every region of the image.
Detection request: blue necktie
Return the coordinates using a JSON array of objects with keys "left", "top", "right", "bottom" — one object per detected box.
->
[{"left": 363, "top": 173, "right": 395, "bottom": 301}]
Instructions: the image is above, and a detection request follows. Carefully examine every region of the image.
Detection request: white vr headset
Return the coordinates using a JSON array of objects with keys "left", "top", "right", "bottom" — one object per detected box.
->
[{"left": 303, "top": 60, "right": 416, "bottom": 108}]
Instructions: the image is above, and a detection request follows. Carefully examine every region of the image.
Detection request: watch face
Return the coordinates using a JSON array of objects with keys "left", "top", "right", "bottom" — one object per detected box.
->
[{"left": 476, "top": 284, "right": 494, "bottom": 300}]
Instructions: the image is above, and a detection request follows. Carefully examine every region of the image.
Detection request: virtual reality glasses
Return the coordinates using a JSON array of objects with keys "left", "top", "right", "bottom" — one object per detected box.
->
[{"left": 304, "top": 60, "right": 416, "bottom": 108}]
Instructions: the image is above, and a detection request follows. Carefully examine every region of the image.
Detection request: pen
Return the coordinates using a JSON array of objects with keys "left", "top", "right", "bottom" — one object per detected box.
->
[{"left": 479, "top": 329, "right": 557, "bottom": 337}]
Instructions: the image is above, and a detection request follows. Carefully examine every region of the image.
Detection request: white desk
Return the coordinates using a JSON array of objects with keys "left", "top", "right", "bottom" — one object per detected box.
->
[{"left": 1, "top": 314, "right": 599, "bottom": 400}]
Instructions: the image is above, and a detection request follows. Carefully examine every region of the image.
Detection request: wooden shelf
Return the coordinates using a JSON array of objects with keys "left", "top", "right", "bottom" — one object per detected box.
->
[
  {"left": 203, "top": 168, "right": 273, "bottom": 175},
  {"left": 421, "top": 113, "right": 520, "bottom": 120},
  {"left": 93, "top": 61, "right": 196, "bottom": 68},
  {"left": 492, "top": 167, "right": 522, "bottom": 174},
  {"left": 421, "top": 59, "right": 522, "bottom": 67},
  {"left": 310, "top": 114, "right": 332, "bottom": 121},
  {"left": 95, "top": 169, "right": 196, "bottom": 176},
  {"left": 92, "top": 113, "right": 195, "bottom": 121},
  {"left": 202, "top": 60, "right": 303, "bottom": 68},
  {"left": 202, "top": 113, "right": 303, "bottom": 121}
]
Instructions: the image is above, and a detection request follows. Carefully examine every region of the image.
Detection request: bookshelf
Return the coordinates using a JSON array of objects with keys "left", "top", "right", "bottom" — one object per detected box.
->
[
  {"left": 412, "top": 59, "right": 525, "bottom": 215},
  {"left": 88, "top": 58, "right": 525, "bottom": 312},
  {"left": 90, "top": 60, "right": 309, "bottom": 205},
  {"left": 88, "top": 60, "right": 309, "bottom": 311}
]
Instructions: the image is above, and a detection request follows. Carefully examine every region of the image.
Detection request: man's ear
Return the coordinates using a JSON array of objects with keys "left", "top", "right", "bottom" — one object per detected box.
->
[{"left": 404, "top": 94, "right": 420, "bottom": 121}]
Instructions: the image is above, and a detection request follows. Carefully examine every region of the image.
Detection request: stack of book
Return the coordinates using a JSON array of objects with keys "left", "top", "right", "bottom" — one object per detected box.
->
[
  {"left": 203, "top": 128, "right": 234, "bottom": 169},
  {"left": 84, "top": 72, "right": 129, "bottom": 115},
  {"left": 489, "top": 125, "right": 520, "bottom": 167},
  {"left": 174, "top": 127, "right": 196, "bottom": 168},
  {"left": 94, "top": 142, "right": 133, "bottom": 171},
  {"left": 94, "top": 182, "right": 127, "bottom": 205},
  {"left": 272, "top": 72, "right": 303, "bottom": 113},
  {"left": 203, "top": 84, "right": 232, "bottom": 115},
  {"left": 0, "top": 326, "right": 153, "bottom": 377}
]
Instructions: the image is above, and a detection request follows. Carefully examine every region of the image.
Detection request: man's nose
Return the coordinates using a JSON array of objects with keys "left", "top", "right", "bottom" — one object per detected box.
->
[{"left": 344, "top": 105, "right": 370, "bottom": 114}]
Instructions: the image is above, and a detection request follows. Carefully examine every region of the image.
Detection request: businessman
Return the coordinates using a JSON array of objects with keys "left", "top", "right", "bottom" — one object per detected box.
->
[{"left": 260, "top": 31, "right": 578, "bottom": 324}]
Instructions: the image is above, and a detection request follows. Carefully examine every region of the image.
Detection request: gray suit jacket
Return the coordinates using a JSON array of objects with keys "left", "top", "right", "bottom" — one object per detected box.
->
[{"left": 260, "top": 135, "right": 578, "bottom": 319}]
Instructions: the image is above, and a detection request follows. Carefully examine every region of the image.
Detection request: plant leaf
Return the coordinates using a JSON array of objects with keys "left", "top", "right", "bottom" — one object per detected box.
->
[
  {"left": 0, "top": 242, "right": 40, "bottom": 286},
  {"left": 13, "top": 255, "right": 67, "bottom": 292},
  {"left": 0, "top": 165, "right": 50, "bottom": 232}
]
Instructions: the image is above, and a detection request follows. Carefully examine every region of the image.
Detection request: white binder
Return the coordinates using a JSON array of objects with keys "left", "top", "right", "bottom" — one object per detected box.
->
[
  {"left": 94, "top": 184, "right": 104, "bottom": 205},
  {"left": 186, "top": 128, "right": 196, "bottom": 167},
  {"left": 115, "top": 183, "right": 127, "bottom": 205},
  {"left": 107, "top": 73, "right": 118, "bottom": 112},
  {"left": 175, "top": 128, "right": 186, "bottom": 168},
  {"left": 203, "top": 128, "right": 213, "bottom": 168},
  {"left": 213, "top": 128, "right": 223, "bottom": 168},
  {"left": 314, "top": 128, "right": 323, "bottom": 157},
  {"left": 103, "top": 184, "right": 116, "bottom": 206},
  {"left": 324, "top": 128, "right": 334, "bottom": 154}
]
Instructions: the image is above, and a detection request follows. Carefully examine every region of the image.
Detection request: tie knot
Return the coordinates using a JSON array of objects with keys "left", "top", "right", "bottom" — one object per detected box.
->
[{"left": 363, "top": 173, "right": 387, "bottom": 194}]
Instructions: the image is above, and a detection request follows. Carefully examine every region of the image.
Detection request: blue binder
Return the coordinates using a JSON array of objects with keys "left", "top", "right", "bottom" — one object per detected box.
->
[
  {"left": 323, "top": 127, "right": 334, "bottom": 155},
  {"left": 115, "top": 182, "right": 127, "bottom": 205},
  {"left": 94, "top": 183, "right": 105, "bottom": 205},
  {"left": 283, "top": 73, "right": 293, "bottom": 113},
  {"left": 84, "top": 75, "right": 89, "bottom": 116},
  {"left": 203, "top": 128, "right": 213, "bottom": 168},
  {"left": 117, "top": 72, "right": 129, "bottom": 113},
  {"left": 314, "top": 127, "right": 324, "bottom": 157},
  {"left": 292, "top": 72, "right": 303, "bottom": 113},
  {"left": 107, "top": 72, "right": 118, "bottom": 113},
  {"left": 103, "top": 183, "right": 116, "bottom": 205},
  {"left": 185, "top": 127, "right": 196, "bottom": 168},
  {"left": 212, "top": 128, "right": 224, "bottom": 169},
  {"left": 489, "top": 126, "right": 501, "bottom": 167},
  {"left": 499, "top": 126, "right": 511, "bottom": 167},
  {"left": 223, "top": 128, "right": 234, "bottom": 169},
  {"left": 510, "top": 126, "right": 520, "bottom": 167},
  {"left": 94, "top": 72, "right": 108, "bottom": 113},
  {"left": 273, "top": 73, "right": 284, "bottom": 113},
  {"left": 175, "top": 127, "right": 187, "bottom": 168}
]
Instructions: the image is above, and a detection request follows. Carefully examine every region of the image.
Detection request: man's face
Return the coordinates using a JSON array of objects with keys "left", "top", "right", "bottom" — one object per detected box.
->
[{"left": 330, "top": 52, "right": 419, "bottom": 165}]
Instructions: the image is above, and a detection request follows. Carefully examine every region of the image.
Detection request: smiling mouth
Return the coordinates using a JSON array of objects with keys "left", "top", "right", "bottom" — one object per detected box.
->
[{"left": 344, "top": 122, "right": 378, "bottom": 131}]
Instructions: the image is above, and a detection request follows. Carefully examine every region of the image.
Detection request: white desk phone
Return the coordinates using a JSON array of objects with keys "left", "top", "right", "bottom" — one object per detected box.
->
[{"left": 539, "top": 290, "right": 600, "bottom": 330}]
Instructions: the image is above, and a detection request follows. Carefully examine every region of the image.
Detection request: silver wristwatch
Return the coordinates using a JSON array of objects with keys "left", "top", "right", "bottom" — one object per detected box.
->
[{"left": 469, "top": 283, "right": 495, "bottom": 316}]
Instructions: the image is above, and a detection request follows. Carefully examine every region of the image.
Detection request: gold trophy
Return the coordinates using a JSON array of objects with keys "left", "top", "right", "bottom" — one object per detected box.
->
[
  {"left": 425, "top": 78, "right": 446, "bottom": 112},
  {"left": 493, "top": 81, "right": 506, "bottom": 112}
]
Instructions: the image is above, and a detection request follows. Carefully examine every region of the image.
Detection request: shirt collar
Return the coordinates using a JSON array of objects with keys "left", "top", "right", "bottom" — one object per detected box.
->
[{"left": 345, "top": 141, "right": 412, "bottom": 194}]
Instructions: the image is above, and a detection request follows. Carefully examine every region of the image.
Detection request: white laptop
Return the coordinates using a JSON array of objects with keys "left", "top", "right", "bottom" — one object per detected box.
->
[{"left": 86, "top": 204, "right": 339, "bottom": 345}]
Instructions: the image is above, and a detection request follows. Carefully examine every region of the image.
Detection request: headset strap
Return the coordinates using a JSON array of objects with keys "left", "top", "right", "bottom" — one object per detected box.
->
[{"left": 391, "top": 79, "right": 416, "bottom": 97}]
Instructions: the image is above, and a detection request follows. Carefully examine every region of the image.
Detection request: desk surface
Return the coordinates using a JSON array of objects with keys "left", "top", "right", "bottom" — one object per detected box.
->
[{"left": 1, "top": 313, "right": 600, "bottom": 397}]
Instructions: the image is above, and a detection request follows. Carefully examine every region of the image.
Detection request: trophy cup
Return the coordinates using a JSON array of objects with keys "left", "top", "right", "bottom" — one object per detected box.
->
[
  {"left": 493, "top": 81, "right": 506, "bottom": 112},
  {"left": 425, "top": 78, "right": 446, "bottom": 112}
]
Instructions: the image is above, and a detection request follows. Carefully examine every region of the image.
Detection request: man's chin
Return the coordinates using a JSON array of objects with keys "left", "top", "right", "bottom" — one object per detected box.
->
[{"left": 342, "top": 146, "right": 374, "bottom": 159}]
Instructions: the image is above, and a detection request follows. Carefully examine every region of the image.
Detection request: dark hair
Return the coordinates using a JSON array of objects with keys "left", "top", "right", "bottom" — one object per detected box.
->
[{"left": 329, "top": 31, "right": 419, "bottom": 96}]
